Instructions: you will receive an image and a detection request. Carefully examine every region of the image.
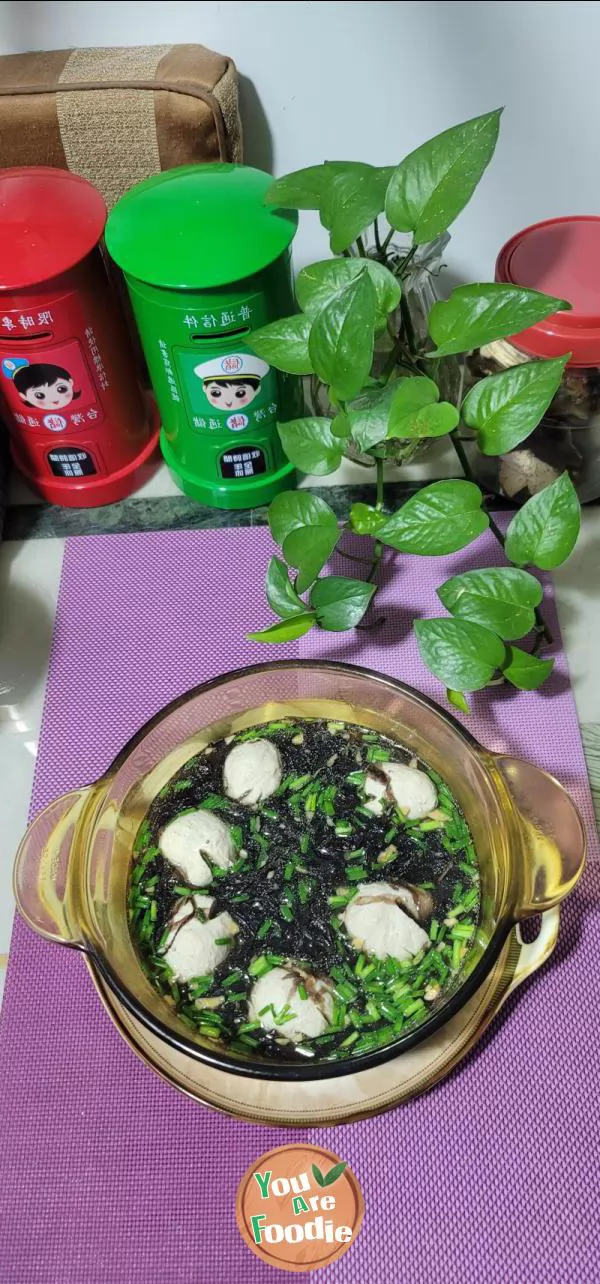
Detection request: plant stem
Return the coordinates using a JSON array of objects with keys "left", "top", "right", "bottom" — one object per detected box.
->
[
  {"left": 381, "top": 227, "right": 394, "bottom": 256},
  {"left": 376, "top": 454, "right": 385, "bottom": 509},
  {"left": 449, "top": 430, "right": 553, "bottom": 646},
  {"left": 367, "top": 458, "right": 385, "bottom": 584},
  {"left": 399, "top": 292, "right": 417, "bottom": 356},
  {"left": 373, "top": 218, "right": 382, "bottom": 254},
  {"left": 396, "top": 243, "right": 418, "bottom": 279},
  {"left": 381, "top": 334, "right": 421, "bottom": 380},
  {"left": 356, "top": 234, "right": 367, "bottom": 258}
]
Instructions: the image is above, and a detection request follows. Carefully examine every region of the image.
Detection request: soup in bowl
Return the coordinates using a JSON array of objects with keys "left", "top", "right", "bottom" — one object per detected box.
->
[{"left": 14, "top": 661, "right": 586, "bottom": 1080}]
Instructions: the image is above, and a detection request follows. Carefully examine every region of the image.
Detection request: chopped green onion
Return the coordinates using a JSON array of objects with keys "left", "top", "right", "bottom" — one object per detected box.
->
[
  {"left": 249, "top": 955, "right": 272, "bottom": 977},
  {"left": 298, "top": 880, "right": 310, "bottom": 905},
  {"left": 451, "top": 923, "right": 474, "bottom": 939},
  {"left": 299, "top": 832, "right": 310, "bottom": 854},
  {"left": 403, "top": 999, "right": 426, "bottom": 1018},
  {"left": 346, "top": 770, "right": 365, "bottom": 787},
  {"left": 280, "top": 904, "right": 294, "bottom": 923},
  {"left": 289, "top": 774, "right": 312, "bottom": 792},
  {"left": 222, "top": 971, "right": 243, "bottom": 989},
  {"left": 346, "top": 847, "right": 365, "bottom": 861},
  {"left": 257, "top": 917, "right": 273, "bottom": 939},
  {"left": 297, "top": 983, "right": 308, "bottom": 1000},
  {"left": 335, "top": 819, "right": 353, "bottom": 837}
]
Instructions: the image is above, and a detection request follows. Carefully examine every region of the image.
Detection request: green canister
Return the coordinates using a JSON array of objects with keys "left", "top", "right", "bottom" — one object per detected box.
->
[{"left": 105, "top": 164, "right": 301, "bottom": 508}]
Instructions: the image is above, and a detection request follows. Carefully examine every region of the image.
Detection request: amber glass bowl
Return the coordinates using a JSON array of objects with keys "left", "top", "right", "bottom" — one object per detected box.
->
[{"left": 14, "top": 661, "right": 586, "bottom": 1081}]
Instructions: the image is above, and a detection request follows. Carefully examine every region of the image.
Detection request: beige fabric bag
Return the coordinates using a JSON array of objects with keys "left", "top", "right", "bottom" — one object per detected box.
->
[{"left": 0, "top": 44, "right": 243, "bottom": 208}]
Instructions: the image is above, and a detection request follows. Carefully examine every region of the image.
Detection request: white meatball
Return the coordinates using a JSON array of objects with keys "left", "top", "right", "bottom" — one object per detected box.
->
[
  {"left": 163, "top": 894, "right": 237, "bottom": 982},
  {"left": 342, "top": 882, "right": 430, "bottom": 962},
  {"left": 248, "top": 966, "right": 333, "bottom": 1043},
  {"left": 159, "top": 809, "right": 235, "bottom": 886},
  {"left": 223, "top": 739, "right": 282, "bottom": 805},
  {"left": 364, "top": 762, "right": 437, "bottom": 820}
]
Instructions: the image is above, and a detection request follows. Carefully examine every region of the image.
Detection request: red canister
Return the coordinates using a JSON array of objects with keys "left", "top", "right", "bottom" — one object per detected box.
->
[{"left": 0, "top": 167, "right": 159, "bottom": 506}]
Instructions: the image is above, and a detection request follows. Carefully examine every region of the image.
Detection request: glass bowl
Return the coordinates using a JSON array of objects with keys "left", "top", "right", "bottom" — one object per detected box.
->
[{"left": 14, "top": 661, "right": 586, "bottom": 1081}]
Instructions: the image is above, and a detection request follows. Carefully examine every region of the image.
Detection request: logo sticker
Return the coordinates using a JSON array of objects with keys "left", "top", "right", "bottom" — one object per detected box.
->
[
  {"left": 236, "top": 1143, "right": 364, "bottom": 1273},
  {"left": 226, "top": 413, "right": 249, "bottom": 432},
  {"left": 43, "top": 413, "right": 68, "bottom": 432}
]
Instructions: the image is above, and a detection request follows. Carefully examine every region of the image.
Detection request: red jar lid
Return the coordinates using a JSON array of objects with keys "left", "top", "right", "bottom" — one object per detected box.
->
[
  {"left": 496, "top": 216, "right": 600, "bottom": 366},
  {"left": 0, "top": 166, "right": 106, "bottom": 291}
]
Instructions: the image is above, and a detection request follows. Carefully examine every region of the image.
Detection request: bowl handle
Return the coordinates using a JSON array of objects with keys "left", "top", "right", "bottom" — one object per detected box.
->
[
  {"left": 13, "top": 790, "right": 91, "bottom": 947},
  {"left": 492, "top": 755, "right": 587, "bottom": 917},
  {"left": 503, "top": 907, "right": 561, "bottom": 1002}
]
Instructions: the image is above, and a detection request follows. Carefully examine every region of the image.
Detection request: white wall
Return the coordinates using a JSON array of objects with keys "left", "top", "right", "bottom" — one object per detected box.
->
[{"left": 2, "top": 1, "right": 600, "bottom": 280}]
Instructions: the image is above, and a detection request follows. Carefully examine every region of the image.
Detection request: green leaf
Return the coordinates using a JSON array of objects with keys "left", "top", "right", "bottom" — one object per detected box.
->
[
  {"left": 284, "top": 528, "right": 340, "bottom": 594},
  {"left": 447, "top": 688, "right": 470, "bottom": 714},
  {"left": 277, "top": 417, "right": 343, "bottom": 476},
  {"left": 504, "top": 472, "right": 580, "bottom": 570},
  {"left": 385, "top": 109, "right": 502, "bottom": 245},
  {"left": 350, "top": 502, "right": 387, "bottom": 535},
  {"left": 319, "top": 163, "right": 379, "bottom": 228},
  {"left": 312, "top": 1163, "right": 326, "bottom": 1188},
  {"left": 323, "top": 1161, "right": 348, "bottom": 1186},
  {"left": 414, "top": 618, "right": 506, "bottom": 691},
  {"left": 309, "top": 270, "right": 376, "bottom": 401},
  {"left": 310, "top": 576, "right": 376, "bottom": 630},
  {"left": 377, "top": 480, "right": 489, "bottom": 555},
  {"left": 269, "top": 490, "right": 338, "bottom": 546},
  {"left": 296, "top": 257, "right": 401, "bottom": 324},
  {"left": 502, "top": 645, "right": 555, "bottom": 690},
  {"left": 248, "top": 314, "right": 313, "bottom": 375},
  {"left": 427, "top": 284, "right": 571, "bottom": 359},
  {"left": 462, "top": 356, "right": 569, "bottom": 455},
  {"left": 322, "top": 164, "right": 395, "bottom": 252},
  {"left": 247, "top": 614, "right": 316, "bottom": 644},
  {"left": 265, "top": 165, "right": 333, "bottom": 211},
  {"left": 269, "top": 491, "right": 340, "bottom": 594},
  {"left": 401, "top": 402, "right": 460, "bottom": 438},
  {"left": 265, "top": 556, "right": 306, "bottom": 619},
  {"left": 346, "top": 382, "right": 398, "bottom": 452},
  {"left": 386, "top": 377, "right": 459, "bottom": 439},
  {"left": 331, "top": 412, "right": 352, "bottom": 439},
  {"left": 437, "top": 567, "right": 542, "bottom": 640}
]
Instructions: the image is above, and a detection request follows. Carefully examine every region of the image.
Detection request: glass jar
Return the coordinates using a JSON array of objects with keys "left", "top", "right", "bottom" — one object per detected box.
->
[
  {"left": 310, "top": 234, "right": 454, "bottom": 466},
  {"left": 464, "top": 217, "right": 600, "bottom": 504}
]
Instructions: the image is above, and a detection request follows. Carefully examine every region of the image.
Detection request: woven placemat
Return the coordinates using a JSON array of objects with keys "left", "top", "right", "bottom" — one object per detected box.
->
[{"left": 1, "top": 526, "right": 598, "bottom": 1283}]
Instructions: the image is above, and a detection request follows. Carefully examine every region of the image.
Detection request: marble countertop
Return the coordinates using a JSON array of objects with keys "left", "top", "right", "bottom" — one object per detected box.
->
[{"left": 1, "top": 456, "right": 599, "bottom": 1001}]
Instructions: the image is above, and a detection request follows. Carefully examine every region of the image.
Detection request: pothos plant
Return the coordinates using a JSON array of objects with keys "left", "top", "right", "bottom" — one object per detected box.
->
[{"left": 246, "top": 109, "right": 581, "bottom": 710}]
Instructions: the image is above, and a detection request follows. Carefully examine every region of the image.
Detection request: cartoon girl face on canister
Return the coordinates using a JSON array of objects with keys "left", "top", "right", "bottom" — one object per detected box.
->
[
  {"left": 2, "top": 357, "right": 81, "bottom": 410},
  {"left": 194, "top": 354, "right": 269, "bottom": 413}
]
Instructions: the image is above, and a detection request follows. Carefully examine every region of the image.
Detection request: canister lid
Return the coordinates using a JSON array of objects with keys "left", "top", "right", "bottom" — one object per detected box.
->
[
  {"left": 105, "top": 163, "right": 298, "bottom": 289},
  {"left": 0, "top": 167, "right": 107, "bottom": 291},
  {"left": 496, "top": 216, "right": 600, "bottom": 365}
]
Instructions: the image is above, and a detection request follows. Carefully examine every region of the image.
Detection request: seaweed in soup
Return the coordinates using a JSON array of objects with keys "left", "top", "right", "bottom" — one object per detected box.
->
[{"left": 128, "top": 718, "right": 480, "bottom": 1062}]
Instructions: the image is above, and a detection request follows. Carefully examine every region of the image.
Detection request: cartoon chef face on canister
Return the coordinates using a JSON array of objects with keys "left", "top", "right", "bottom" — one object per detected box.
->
[{"left": 194, "top": 354, "right": 269, "bottom": 413}]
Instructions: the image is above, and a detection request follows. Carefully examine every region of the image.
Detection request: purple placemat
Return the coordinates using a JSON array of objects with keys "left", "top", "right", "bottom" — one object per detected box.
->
[{"left": 1, "top": 526, "right": 599, "bottom": 1284}]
